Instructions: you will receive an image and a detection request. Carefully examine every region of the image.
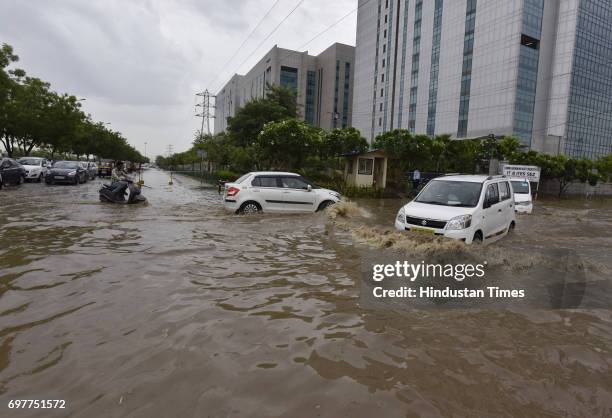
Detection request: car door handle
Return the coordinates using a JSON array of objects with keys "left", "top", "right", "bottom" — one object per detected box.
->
[
  {"left": 498, "top": 209, "right": 502, "bottom": 212},
  {"left": 282, "top": 191, "right": 291, "bottom": 194}
]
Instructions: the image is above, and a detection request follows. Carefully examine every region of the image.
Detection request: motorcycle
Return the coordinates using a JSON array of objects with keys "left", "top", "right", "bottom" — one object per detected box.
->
[{"left": 99, "top": 180, "right": 146, "bottom": 204}]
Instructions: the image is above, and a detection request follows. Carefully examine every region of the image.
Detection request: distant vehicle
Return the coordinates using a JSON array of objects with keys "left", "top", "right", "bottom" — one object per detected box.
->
[
  {"left": 17, "top": 157, "right": 49, "bottom": 182},
  {"left": 85, "top": 162, "right": 98, "bottom": 180},
  {"left": 222, "top": 171, "right": 341, "bottom": 214},
  {"left": 0, "top": 158, "right": 26, "bottom": 186},
  {"left": 98, "top": 161, "right": 112, "bottom": 177},
  {"left": 45, "top": 161, "right": 88, "bottom": 185},
  {"left": 395, "top": 174, "right": 516, "bottom": 244},
  {"left": 510, "top": 178, "right": 533, "bottom": 214}
]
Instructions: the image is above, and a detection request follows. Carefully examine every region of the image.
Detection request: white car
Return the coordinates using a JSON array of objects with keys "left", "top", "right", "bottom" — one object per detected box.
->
[
  {"left": 509, "top": 178, "right": 533, "bottom": 214},
  {"left": 17, "top": 157, "right": 49, "bottom": 182},
  {"left": 395, "top": 175, "right": 516, "bottom": 244},
  {"left": 222, "top": 171, "right": 341, "bottom": 214}
]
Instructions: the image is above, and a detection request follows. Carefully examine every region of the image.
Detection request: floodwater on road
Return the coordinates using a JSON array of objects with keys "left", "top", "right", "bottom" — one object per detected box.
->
[{"left": 0, "top": 169, "right": 611, "bottom": 417}]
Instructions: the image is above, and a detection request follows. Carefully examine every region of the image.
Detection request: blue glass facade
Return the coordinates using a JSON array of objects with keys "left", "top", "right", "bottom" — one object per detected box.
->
[
  {"left": 305, "top": 70, "right": 316, "bottom": 125},
  {"left": 397, "top": 0, "right": 410, "bottom": 129},
  {"left": 408, "top": 0, "right": 422, "bottom": 132},
  {"left": 564, "top": 0, "right": 612, "bottom": 158},
  {"left": 457, "top": 0, "right": 477, "bottom": 138},
  {"left": 280, "top": 66, "right": 298, "bottom": 95},
  {"left": 383, "top": 0, "right": 395, "bottom": 130},
  {"left": 426, "top": 0, "right": 443, "bottom": 136},
  {"left": 512, "top": 0, "right": 544, "bottom": 146},
  {"left": 343, "top": 62, "right": 351, "bottom": 128}
]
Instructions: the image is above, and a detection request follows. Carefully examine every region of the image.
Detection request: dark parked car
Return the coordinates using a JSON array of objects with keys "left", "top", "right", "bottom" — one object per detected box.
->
[
  {"left": 45, "top": 161, "right": 88, "bottom": 185},
  {"left": 0, "top": 158, "right": 26, "bottom": 187}
]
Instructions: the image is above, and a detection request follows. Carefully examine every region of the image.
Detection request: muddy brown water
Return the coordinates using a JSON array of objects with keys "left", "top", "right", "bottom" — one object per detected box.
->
[{"left": 0, "top": 169, "right": 611, "bottom": 417}]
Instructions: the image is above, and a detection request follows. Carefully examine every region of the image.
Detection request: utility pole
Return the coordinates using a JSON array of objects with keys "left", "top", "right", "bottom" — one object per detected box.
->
[{"left": 195, "top": 90, "right": 216, "bottom": 136}]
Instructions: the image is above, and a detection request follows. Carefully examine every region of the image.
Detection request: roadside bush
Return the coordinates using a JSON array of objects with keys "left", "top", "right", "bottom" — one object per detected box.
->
[{"left": 214, "top": 170, "right": 239, "bottom": 182}]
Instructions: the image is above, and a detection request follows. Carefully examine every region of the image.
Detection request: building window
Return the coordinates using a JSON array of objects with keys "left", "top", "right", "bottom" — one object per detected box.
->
[
  {"left": 358, "top": 158, "right": 374, "bottom": 175},
  {"left": 342, "top": 62, "right": 350, "bottom": 128},
  {"left": 280, "top": 66, "right": 298, "bottom": 95},
  {"left": 380, "top": 89, "right": 384, "bottom": 97},
  {"left": 333, "top": 60, "right": 340, "bottom": 128},
  {"left": 426, "top": 0, "right": 444, "bottom": 136},
  {"left": 305, "top": 70, "right": 316, "bottom": 125},
  {"left": 408, "top": 0, "right": 423, "bottom": 132},
  {"left": 457, "top": 0, "right": 477, "bottom": 137}
]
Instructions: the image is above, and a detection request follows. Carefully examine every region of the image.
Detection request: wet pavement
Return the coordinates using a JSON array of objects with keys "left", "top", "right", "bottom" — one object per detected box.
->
[{"left": 0, "top": 169, "right": 611, "bottom": 417}]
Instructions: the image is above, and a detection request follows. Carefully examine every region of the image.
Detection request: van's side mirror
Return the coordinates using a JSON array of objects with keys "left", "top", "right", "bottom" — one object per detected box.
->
[
  {"left": 307, "top": 185, "right": 312, "bottom": 192},
  {"left": 483, "top": 198, "right": 491, "bottom": 209}
]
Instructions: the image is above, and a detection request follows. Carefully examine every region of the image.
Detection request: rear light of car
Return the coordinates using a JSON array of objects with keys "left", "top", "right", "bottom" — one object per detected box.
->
[{"left": 226, "top": 186, "right": 240, "bottom": 197}]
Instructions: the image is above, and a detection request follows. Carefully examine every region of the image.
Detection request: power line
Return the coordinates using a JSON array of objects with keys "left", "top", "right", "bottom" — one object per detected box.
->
[
  {"left": 208, "top": 0, "right": 282, "bottom": 92},
  {"left": 297, "top": 0, "right": 371, "bottom": 51},
  {"left": 213, "top": 0, "right": 307, "bottom": 93}
]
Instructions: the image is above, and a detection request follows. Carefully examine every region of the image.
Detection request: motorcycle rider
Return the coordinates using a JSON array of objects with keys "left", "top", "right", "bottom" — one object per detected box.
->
[{"left": 110, "top": 161, "right": 131, "bottom": 196}]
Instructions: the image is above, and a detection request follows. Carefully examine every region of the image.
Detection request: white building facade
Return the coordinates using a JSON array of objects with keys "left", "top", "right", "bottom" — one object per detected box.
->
[
  {"left": 353, "top": 0, "right": 612, "bottom": 158},
  {"left": 215, "top": 43, "right": 355, "bottom": 134}
]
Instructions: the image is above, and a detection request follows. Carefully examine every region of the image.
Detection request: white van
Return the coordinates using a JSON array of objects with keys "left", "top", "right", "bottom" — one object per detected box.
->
[
  {"left": 395, "top": 175, "right": 516, "bottom": 244},
  {"left": 509, "top": 178, "right": 533, "bottom": 214}
]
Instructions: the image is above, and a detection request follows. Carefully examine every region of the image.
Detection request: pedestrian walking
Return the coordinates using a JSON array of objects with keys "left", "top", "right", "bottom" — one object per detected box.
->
[{"left": 412, "top": 169, "right": 421, "bottom": 190}]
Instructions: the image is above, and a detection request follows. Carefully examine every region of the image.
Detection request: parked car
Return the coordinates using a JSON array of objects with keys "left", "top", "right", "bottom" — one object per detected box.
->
[
  {"left": 85, "top": 162, "right": 98, "bottom": 180},
  {"left": 45, "top": 161, "right": 88, "bottom": 185},
  {"left": 98, "top": 161, "right": 113, "bottom": 177},
  {"left": 0, "top": 157, "right": 26, "bottom": 186},
  {"left": 18, "top": 157, "right": 49, "bottom": 182},
  {"left": 395, "top": 174, "right": 516, "bottom": 244},
  {"left": 510, "top": 178, "right": 533, "bottom": 214},
  {"left": 222, "top": 171, "right": 341, "bottom": 214}
]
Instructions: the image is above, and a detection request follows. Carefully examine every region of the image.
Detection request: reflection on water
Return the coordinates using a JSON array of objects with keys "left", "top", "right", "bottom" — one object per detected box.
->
[{"left": 0, "top": 170, "right": 611, "bottom": 417}]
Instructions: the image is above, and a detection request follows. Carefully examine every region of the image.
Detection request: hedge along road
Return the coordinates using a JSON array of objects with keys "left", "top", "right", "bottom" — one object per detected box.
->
[{"left": 0, "top": 168, "right": 611, "bottom": 417}]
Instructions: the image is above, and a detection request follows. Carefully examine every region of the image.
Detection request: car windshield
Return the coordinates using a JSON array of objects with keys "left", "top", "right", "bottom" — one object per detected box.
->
[
  {"left": 53, "top": 161, "right": 79, "bottom": 169},
  {"left": 19, "top": 158, "right": 42, "bottom": 166},
  {"left": 415, "top": 180, "right": 483, "bottom": 207},
  {"left": 511, "top": 180, "right": 530, "bottom": 194}
]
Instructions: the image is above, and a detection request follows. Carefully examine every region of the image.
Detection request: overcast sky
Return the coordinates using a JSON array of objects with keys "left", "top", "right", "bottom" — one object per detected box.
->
[{"left": 0, "top": 0, "right": 357, "bottom": 158}]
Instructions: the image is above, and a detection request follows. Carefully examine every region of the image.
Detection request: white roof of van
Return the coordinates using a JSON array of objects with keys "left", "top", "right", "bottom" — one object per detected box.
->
[{"left": 433, "top": 175, "right": 490, "bottom": 183}]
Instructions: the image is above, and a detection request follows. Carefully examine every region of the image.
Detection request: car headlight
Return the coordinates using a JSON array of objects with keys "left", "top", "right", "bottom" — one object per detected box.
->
[
  {"left": 330, "top": 192, "right": 341, "bottom": 199},
  {"left": 446, "top": 214, "right": 472, "bottom": 230},
  {"left": 68, "top": 171, "right": 77, "bottom": 176},
  {"left": 396, "top": 207, "right": 405, "bottom": 223}
]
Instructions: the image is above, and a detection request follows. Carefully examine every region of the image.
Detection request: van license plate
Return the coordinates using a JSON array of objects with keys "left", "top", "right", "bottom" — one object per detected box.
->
[
  {"left": 55, "top": 176, "right": 65, "bottom": 180},
  {"left": 410, "top": 226, "right": 434, "bottom": 234}
]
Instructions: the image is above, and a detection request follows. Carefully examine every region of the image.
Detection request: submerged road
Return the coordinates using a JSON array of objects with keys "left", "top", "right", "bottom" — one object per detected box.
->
[{"left": 0, "top": 169, "right": 611, "bottom": 417}]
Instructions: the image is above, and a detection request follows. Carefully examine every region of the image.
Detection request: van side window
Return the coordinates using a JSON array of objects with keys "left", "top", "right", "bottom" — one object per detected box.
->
[
  {"left": 485, "top": 183, "right": 499, "bottom": 206},
  {"left": 499, "top": 182, "right": 510, "bottom": 201}
]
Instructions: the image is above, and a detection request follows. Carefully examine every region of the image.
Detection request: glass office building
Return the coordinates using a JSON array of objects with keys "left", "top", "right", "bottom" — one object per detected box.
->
[{"left": 352, "top": 0, "right": 612, "bottom": 158}]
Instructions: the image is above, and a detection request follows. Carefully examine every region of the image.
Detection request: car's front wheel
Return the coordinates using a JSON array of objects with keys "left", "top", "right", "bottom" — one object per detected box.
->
[
  {"left": 472, "top": 230, "right": 483, "bottom": 245},
  {"left": 238, "top": 201, "right": 261, "bottom": 214}
]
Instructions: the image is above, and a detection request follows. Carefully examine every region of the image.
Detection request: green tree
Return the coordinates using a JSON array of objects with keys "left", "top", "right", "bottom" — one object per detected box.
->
[
  {"left": 257, "top": 119, "right": 322, "bottom": 170},
  {"left": 323, "top": 127, "right": 368, "bottom": 159}
]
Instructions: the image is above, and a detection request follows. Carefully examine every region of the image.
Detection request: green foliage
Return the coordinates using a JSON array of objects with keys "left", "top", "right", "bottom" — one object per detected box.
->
[
  {"left": 257, "top": 119, "right": 323, "bottom": 170},
  {"left": 323, "top": 127, "right": 368, "bottom": 158},
  {"left": 214, "top": 170, "right": 240, "bottom": 182},
  {"left": 226, "top": 84, "right": 297, "bottom": 148},
  {"left": 0, "top": 43, "right": 146, "bottom": 163}
]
